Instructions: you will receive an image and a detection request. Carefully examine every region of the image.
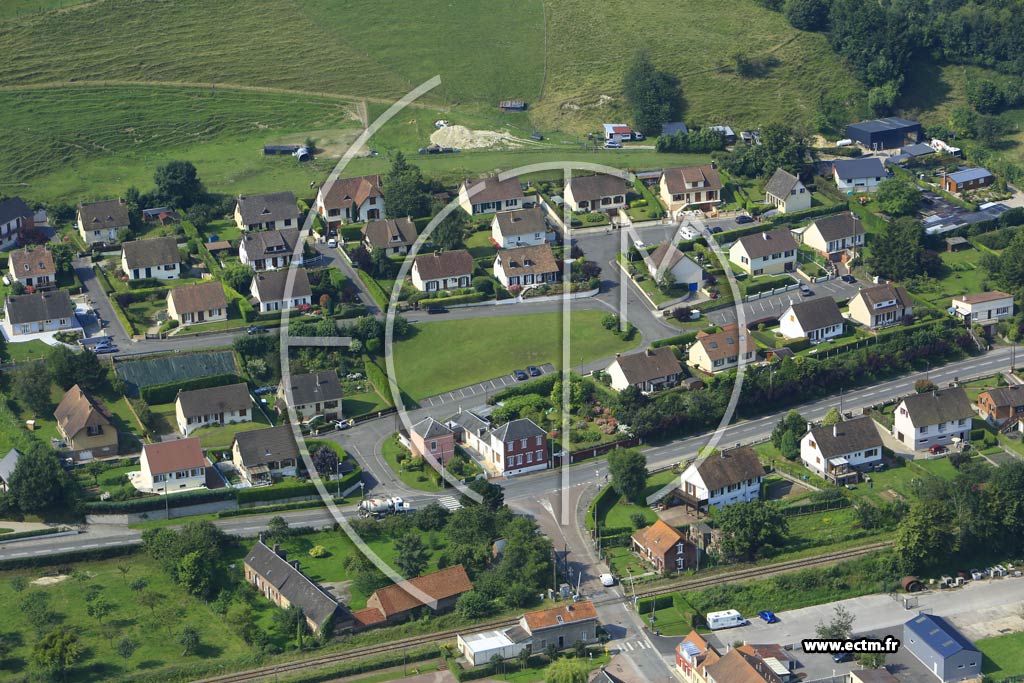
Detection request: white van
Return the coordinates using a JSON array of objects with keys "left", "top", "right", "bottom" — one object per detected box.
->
[{"left": 706, "top": 609, "right": 746, "bottom": 630}]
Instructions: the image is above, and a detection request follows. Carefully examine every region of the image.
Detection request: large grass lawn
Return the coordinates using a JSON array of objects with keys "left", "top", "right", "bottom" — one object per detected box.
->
[
  {"left": 344, "top": 390, "right": 393, "bottom": 419},
  {"left": 978, "top": 631, "right": 1024, "bottom": 681},
  {"left": 392, "top": 310, "right": 640, "bottom": 400}
]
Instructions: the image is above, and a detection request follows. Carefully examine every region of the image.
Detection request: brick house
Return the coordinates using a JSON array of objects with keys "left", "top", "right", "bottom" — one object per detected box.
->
[
  {"left": 352, "top": 565, "right": 473, "bottom": 629},
  {"left": 484, "top": 418, "right": 548, "bottom": 476},
  {"left": 978, "top": 386, "right": 1024, "bottom": 426},
  {"left": 409, "top": 417, "right": 456, "bottom": 469},
  {"left": 942, "top": 168, "right": 994, "bottom": 195},
  {"left": 631, "top": 519, "right": 696, "bottom": 573}
]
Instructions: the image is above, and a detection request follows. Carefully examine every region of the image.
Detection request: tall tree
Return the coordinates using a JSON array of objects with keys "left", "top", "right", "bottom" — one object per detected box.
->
[
  {"left": 544, "top": 658, "right": 590, "bottom": 683},
  {"left": 784, "top": 0, "right": 829, "bottom": 31},
  {"left": 815, "top": 605, "right": 855, "bottom": 640},
  {"left": 465, "top": 478, "right": 505, "bottom": 511},
  {"left": 622, "top": 52, "right": 680, "bottom": 136},
  {"left": 820, "top": 408, "right": 842, "bottom": 426},
  {"left": 384, "top": 152, "right": 430, "bottom": 219},
  {"left": 395, "top": 533, "right": 430, "bottom": 577},
  {"left": 608, "top": 448, "right": 648, "bottom": 505},
  {"left": 8, "top": 446, "right": 70, "bottom": 514},
  {"left": 115, "top": 636, "right": 137, "bottom": 669},
  {"left": 715, "top": 500, "right": 789, "bottom": 561},
  {"left": 433, "top": 211, "right": 469, "bottom": 251},
  {"left": 31, "top": 627, "right": 83, "bottom": 683},
  {"left": 11, "top": 360, "right": 52, "bottom": 415},
  {"left": 868, "top": 217, "right": 925, "bottom": 281},
  {"left": 153, "top": 161, "right": 205, "bottom": 209},
  {"left": 178, "top": 626, "right": 200, "bottom": 656},
  {"left": 875, "top": 178, "right": 922, "bottom": 216}
]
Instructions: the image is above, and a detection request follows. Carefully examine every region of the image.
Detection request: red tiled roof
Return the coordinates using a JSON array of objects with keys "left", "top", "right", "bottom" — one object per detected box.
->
[
  {"left": 143, "top": 438, "right": 205, "bottom": 474},
  {"left": 523, "top": 600, "right": 597, "bottom": 631},
  {"left": 631, "top": 520, "right": 684, "bottom": 557},
  {"left": 371, "top": 564, "right": 473, "bottom": 617}
]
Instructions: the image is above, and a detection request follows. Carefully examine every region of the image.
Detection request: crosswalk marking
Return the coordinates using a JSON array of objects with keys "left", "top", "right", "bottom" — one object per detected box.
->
[{"left": 438, "top": 495, "right": 462, "bottom": 512}]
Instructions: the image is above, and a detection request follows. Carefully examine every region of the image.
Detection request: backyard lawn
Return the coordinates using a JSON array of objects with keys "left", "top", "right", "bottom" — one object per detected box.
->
[
  {"left": 3, "top": 339, "right": 53, "bottom": 363},
  {"left": 464, "top": 229, "right": 497, "bottom": 261},
  {"left": 978, "top": 631, "right": 1024, "bottom": 681},
  {"left": 345, "top": 389, "right": 393, "bottom": 419},
  {"left": 392, "top": 310, "right": 640, "bottom": 400},
  {"left": 190, "top": 411, "right": 273, "bottom": 451},
  {"left": 907, "top": 248, "right": 990, "bottom": 307}
]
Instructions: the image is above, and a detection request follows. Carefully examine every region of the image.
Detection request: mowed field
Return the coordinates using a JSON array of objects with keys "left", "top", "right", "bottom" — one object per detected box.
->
[{"left": 392, "top": 310, "right": 641, "bottom": 400}]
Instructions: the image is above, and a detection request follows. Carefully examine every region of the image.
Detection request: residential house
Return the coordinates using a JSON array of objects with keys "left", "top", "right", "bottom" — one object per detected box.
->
[
  {"left": 411, "top": 249, "right": 475, "bottom": 292},
  {"left": 704, "top": 648, "right": 786, "bottom": 683},
  {"left": 493, "top": 243, "right": 559, "bottom": 289},
  {"left": 848, "top": 284, "right": 913, "bottom": 329},
  {"left": 250, "top": 268, "right": 312, "bottom": 313},
  {"left": 483, "top": 418, "right": 548, "bottom": 477},
  {"left": 520, "top": 601, "right": 598, "bottom": 653},
  {"left": 166, "top": 281, "right": 227, "bottom": 326},
  {"left": 352, "top": 565, "right": 473, "bottom": 629},
  {"left": 977, "top": 386, "right": 1024, "bottom": 426},
  {"left": 763, "top": 168, "right": 810, "bottom": 214},
  {"left": 459, "top": 176, "right": 524, "bottom": 215},
  {"left": 606, "top": 347, "right": 683, "bottom": 393},
  {"left": 942, "top": 168, "right": 994, "bottom": 195},
  {"left": 446, "top": 409, "right": 492, "bottom": 455},
  {"left": 0, "top": 197, "right": 33, "bottom": 250},
  {"left": 0, "top": 449, "right": 21, "bottom": 493},
  {"left": 631, "top": 519, "right": 695, "bottom": 573},
  {"left": 832, "top": 158, "right": 886, "bottom": 193},
  {"left": 278, "top": 370, "right": 343, "bottom": 422},
  {"left": 8, "top": 247, "right": 56, "bottom": 289},
  {"left": 800, "top": 212, "right": 864, "bottom": 263},
  {"left": 491, "top": 207, "right": 547, "bottom": 249},
  {"left": 409, "top": 417, "right": 456, "bottom": 468},
  {"left": 728, "top": 228, "right": 797, "bottom": 276},
  {"left": 3, "top": 290, "right": 78, "bottom": 337},
  {"left": 951, "top": 291, "right": 1013, "bottom": 330},
  {"left": 778, "top": 298, "right": 845, "bottom": 343},
  {"left": 120, "top": 236, "right": 181, "bottom": 281},
  {"left": 233, "top": 191, "right": 300, "bottom": 231},
  {"left": 314, "top": 175, "right": 383, "bottom": 227},
  {"left": 662, "top": 122, "right": 689, "bottom": 136},
  {"left": 688, "top": 324, "right": 758, "bottom": 374},
  {"left": 659, "top": 164, "right": 723, "bottom": 213},
  {"left": 244, "top": 538, "right": 353, "bottom": 635},
  {"left": 892, "top": 386, "right": 973, "bottom": 451},
  {"left": 736, "top": 644, "right": 797, "bottom": 683},
  {"left": 362, "top": 217, "right": 416, "bottom": 255},
  {"left": 800, "top": 416, "right": 883, "bottom": 484},
  {"left": 603, "top": 123, "right": 635, "bottom": 144},
  {"left": 564, "top": 174, "right": 629, "bottom": 213},
  {"left": 904, "top": 613, "right": 981, "bottom": 682},
  {"left": 232, "top": 425, "right": 300, "bottom": 486},
  {"left": 850, "top": 671, "right": 899, "bottom": 683},
  {"left": 676, "top": 445, "right": 765, "bottom": 511},
  {"left": 175, "top": 382, "right": 252, "bottom": 436},
  {"left": 54, "top": 384, "right": 118, "bottom": 461},
  {"left": 846, "top": 117, "right": 923, "bottom": 150},
  {"left": 676, "top": 631, "right": 720, "bottom": 683},
  {"left": 77, "top": 199, "right": 129, "bottom": 245},
  {"left": 239, "top": 228, "right": 299, "bottom": 271},
  {"left": 646, "top": 243, "right": 703, "bottom": 291},
  {"left": 137, "top": 438, "right": 207, "bottom": 494}
]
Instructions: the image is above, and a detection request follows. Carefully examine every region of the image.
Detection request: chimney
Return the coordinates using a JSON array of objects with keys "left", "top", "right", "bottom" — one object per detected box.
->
[
  {"left": 292, "top": 560, "right": 300, "bottom": 569},
  {"left": 645, "top": 348, "right": 654, "bottom": 356},
  {"left": 807, "top": 422, "right": 812, "bottom": 433},
  {"left": 272, "top": 543, "right": 281, "bottom": 555},
  {"left": 762, "top": 232, "right": 768, "bottom": 240},
  {"left": 833, "top": 424, "right": 837, "bottom": 438},
  {"left": 711, "top": 160, "right": 717, "bottom": 170}
]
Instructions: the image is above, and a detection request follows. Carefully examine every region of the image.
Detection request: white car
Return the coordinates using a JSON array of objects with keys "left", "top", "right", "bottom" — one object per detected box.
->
[
  {"left": 327, "top": 238, "right": 338, "bottom": 248},
  {"left": 633, "top": 240, "right": 645, "bottom": 250},
  {"left": 600, "top": 573, "right": 615, "bottom": 587},
  {"left": 434, "top": 119, "right": 449, "bottom": 128}
]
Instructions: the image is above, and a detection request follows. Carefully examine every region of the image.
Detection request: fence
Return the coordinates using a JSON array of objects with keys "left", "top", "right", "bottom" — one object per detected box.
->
[
  {"left": 564, "top": 435, "right": 642, "bottom": 464},
  {"left": 745, "top": 282, "right": 800, "bottom": 302},
  {"left": 781, "top": 498, "right": 851, "bottom": 516}
]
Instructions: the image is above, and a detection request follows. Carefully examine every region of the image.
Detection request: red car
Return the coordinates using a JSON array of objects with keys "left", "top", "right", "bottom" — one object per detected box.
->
[{"left": 929, "top": 444, "right": 948, "bottom": 455}]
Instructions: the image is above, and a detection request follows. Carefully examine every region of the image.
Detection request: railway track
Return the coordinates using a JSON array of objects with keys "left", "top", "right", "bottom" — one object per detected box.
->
[{"left": 193, "top": 541, "right": 891, "bottom": 682}]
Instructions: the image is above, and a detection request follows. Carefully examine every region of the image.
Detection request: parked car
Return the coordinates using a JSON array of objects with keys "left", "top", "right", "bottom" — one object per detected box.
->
[
  {"left": 93, "top": 344, "right": 119, "bottom": 354},
  {"left": 633, "top": 240, "right": 646, "bottom": 249},
  {"left": 832, "top": 652, "right": 853, "bottom": 663},
  {"left": 426, "top": 305, "right": 448, "bottom": 314},
  {"left": 334, "top": 418, "right": 355, "bottom": 430},
  {"left": 604, "top": 141, "right": 622, "bottom": 149},
  {"left": 246, "top": 326, "right": 267, "bottom": 334},
  {"left": 710, "top": 226, "right": 723, "bottom": 234},
  {"left": 758, "top": 610, "right": 779, "bottom": 624},
  {"left": 512, "top": 369, "right": 528, "bottom": 381},
  {"left": 600, "top": 573, "right": 616, "bottom": 587},
  {"left": 633, "top": 132, "right": 645, "bottom": 141},
  {"left": 840, "top": 274, "right": 856, "bottom": 283},
  {"left": 527, "top": 365, "right": 542, "bottom": 377},
  {"left": 735, "top": 215, "right": 754, "bottom": 224},
  {"left": 327, "top": 238, "right": 338, "bottom": 248},
  {"left": 800, "top": 285, "right": 814, "bottom": 297},
  {"left": 929, "top": 444, "right": 948, "bottom": 455}
]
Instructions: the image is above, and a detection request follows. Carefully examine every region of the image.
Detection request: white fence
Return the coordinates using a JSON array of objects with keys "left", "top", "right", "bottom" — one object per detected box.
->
[{"left": 744, "top": 282, "right": 800, "bottom": 302}]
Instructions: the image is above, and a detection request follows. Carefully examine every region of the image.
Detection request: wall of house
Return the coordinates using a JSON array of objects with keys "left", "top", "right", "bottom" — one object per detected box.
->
[
  {"left": 526, "top": 621, "right": 597, "bottom": 654},
  {"left": 78, "top": 218, "right": 120, "bottom": 245},
  {"left": 64, "top": 425, "right": 119, "bottom": 455},
  {"left": 410, "top": 431, "right": 456, "bottom": 466},
  {"left": 953, "top": 299, "right": 1013, "bottom": 323},
  {"left": 893, "top": 406, "right": 971, "bottom": 451},
  {"left": 176, "top": 402, "right": 252, "bottom": 436}
]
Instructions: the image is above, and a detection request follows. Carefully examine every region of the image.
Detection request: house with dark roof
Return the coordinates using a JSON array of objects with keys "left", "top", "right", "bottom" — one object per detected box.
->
[
  {"left": 977, "top": 386, "right": 1024, "bottom": 426},
  {"left": 800, "top": 416, "right": 883, "bottom": 484},
  {"left": 942, "top": 167, "right": 994, "bottom": 195},
  {"left": 846, "top": 117, "right": 923, "bottom": 150},
  {"left": 362, "top": 217, "right": 416, "bottom": 255},
  {"left": 245, "top": 538, "right": 353, "bottom": 635},
  {"left": 314, "top": 175, "right": 383, "bottom": 227},
  {"left": 801, "top": 212, "right": 864, "bottom": 262},
  {"left": 3, "top": 290, "right": 78, "bottom": 337},
  {"left": 728, "top": 228, "right": 798, "bottom": 276},
  {"left": 951, "top": 291, "right": 1013, "bottom": 330},
  {"left": 233, "top": 191, "right": 300, "bottom": 231},
  {"left": 832, "top": 157, "right": 887, "bottom": 193},
  {"left": 77, "top": 199, "right": 130, "bottom": 245},
  {"left": 662, "top": 122, "right": 689, "bottom": 137},
  {"left": 458, "top": 176, "right": 525, "bottom": 215},
  {"left": 763, "top": 168, "right": 810, "bottom": 214},
  {"left": 54, "top": 384, "right": 118, "bottom": 461},
  {"left": 409, "top": 417, "right": 456, "bottom": 469},
  {"left": 490, "top": 207, "right": 547, "bottom": 249},
  {"left": 482, "top": 418, "right": 548, "bottom": 476},
  {"left": 848, "top": 284, "right": 913, "bottom": 329},
  {"left": 446, "top": 409, "right": 492, "bottom": 455},
  {"left": 120, "top": 237, "right": 181, "bottom": 281},
  {"left": 0, "top": 197, "right": 33, "bottom": 250},
  {"left": 688, "top": 324, "right": 758, "bottom": 374},
  {"left": 564, "top": 174, "right": 629, "bottom": 213},
  {"left": 606, "top": 347, "right": 683, "bottom": 393},
  {"left": 412, "top": 249, "right": 475, "bottom": 292},
  {"left": 493, "top": 243, "right": 559, "bottom": 290},
  {"left": 778, "top": 298, "right": 845, "bottom": 343},
  {"left": 239, "top": 227, "right": 299, "bottom": 271},
  {"left": 659, "top": 165, "right": 723, "bottom": 213},
  {"left": 677, "top": 445, "right": 765, "bottom": 511},
  {"left": 645, "top": 243, "right": 702, "bottom": 291},
  {"left": 249, "top": 268, "right": 312, "bottom": 313},
  {"left": 353, "top": 565, "right": 473, "bottom": 628},
  {"left": 893, "top": 386, "right": 973, "bottom": 451},
  {"left": 631, "top": 519, "right": 695, "bottom": 573},
  {"left": 137, "top": 438, "right": 207, "bottom": 493},
  {"left": 8, "top": 246, "right": 56, "bottom": 289},
  {"left": 166, "top": 281, "right": 227, "bottom": 326},
  {"left": 232, "top": 425, "right": 300, "bottom": 485},
  {"left": 278, "top": 370, "right": 343, "bottom": 422},
  {"left": 903, "top": 613, "right": 980, "bottom": 681},
  {"left": 0, "top": 449, "right": 21, "bottom": 493},
  {"left": 174, "top": 383, "right": 253, "bottom": 436}
]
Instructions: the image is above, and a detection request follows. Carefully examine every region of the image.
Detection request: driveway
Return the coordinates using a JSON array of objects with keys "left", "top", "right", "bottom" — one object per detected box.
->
[{"left": 74, "top": 257, "right": 132, "bottom": 345}]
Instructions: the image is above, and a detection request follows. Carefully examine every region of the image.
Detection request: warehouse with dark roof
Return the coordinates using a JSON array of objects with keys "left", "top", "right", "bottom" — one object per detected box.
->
[
  {"left": 903, "top": 613, "right": 980, "bottom": 681},
  {"left": 845, "top": 117, "right": 923, "bottom": 150}
]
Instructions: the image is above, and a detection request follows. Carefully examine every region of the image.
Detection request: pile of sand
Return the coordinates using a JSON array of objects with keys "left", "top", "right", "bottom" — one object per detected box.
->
[
  {"left": 32, "top": 575, "right": 69, "bottom": 586},
  {"left": 429, "top": 125, "right": 524, "bottom": 150}
]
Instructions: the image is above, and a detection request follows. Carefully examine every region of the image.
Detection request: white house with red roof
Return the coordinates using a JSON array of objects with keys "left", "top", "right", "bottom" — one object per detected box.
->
[{"left": 134, "top": 438, "right": 207, "bottom": 494}]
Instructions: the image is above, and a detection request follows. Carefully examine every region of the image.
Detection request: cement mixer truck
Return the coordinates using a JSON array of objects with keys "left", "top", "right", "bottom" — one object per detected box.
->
[{"left": 358, "top": 496, "right": 413, "bottom": 519}]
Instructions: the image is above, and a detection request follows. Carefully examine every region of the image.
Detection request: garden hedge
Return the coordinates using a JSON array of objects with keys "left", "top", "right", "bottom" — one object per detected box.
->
[
  {"left": 490, "top": 373, "right": 559, "bottom": 403},
  {"left": 140, "top": 373, "right": 244, "bottom": 404},
  {"left": 0, "top": 527, "right": 66, "bottom": 541},
  {"left": 0, "top": 544, "right": 139, "bottom": 571},
  {"left": 235, "top": 469, "right": 361, "bottom": 504},
  {"left": 637, "top": 595, "right": 675, "bottom": 613},
  {"left": 84, "top": 487, "right": 236, "bottom": 513},
  {"left": 651, "top": 331, "right": 699, "bottom": 348}
]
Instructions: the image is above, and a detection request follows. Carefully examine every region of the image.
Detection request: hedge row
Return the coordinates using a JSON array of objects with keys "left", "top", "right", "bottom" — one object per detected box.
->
[
  {"left": 766, "top": 202, "right": 847, "bottom": 227},
  {"left": 651, "top": 331, "right": 699, "bottom": 349},
  {"left": 637, "top": 594, "right": 675, "bottom": 613},
  {"left": 140, "top": 373, "right": 244, "bottom": 404},
  {"left": 93, "top": 265, "right": 116, "bottom": 294},
  {"left": 84, "top": 487, "right": 236, "bottom": 513},
  {"left": 339, "top": 225, "right": 363, "bottom": 242},
  {"left": 490, "top": 373, "right": 559, "bottom": 404},
  {"left": 216, "top": 496, "right": 348, "bottom": 518},
  {"left": 745, "top": 276, "right": 795, "bottom": 296},
  {"left": 0, "top": 527, "right": 66, "bottom": 541},
  {"left": 0, "top": 544, "right": 138, "bottom": 571},
  {"left": 417, "top": 291, "right": 489, "bottom": 307},
  {"left": 235, "top": 469, "right": 362, "bottom": 504},
  {"left": 226, "top": 283, "right": 257, "bottom": 322},
  {"left": 586, "top": 482, "right": 619, "bottom": 531}
]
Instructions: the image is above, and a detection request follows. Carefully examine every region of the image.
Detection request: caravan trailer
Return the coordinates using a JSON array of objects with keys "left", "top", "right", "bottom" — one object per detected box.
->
[{"left": 706, "top": 609, "right": 747, "bottom": 630}]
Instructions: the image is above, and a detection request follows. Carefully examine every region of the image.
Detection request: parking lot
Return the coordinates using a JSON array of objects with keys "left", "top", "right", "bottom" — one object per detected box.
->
[
  {"left": 704, "top": 276, "right": 862, "bottom": 327},
  {"left": 419, "top": 363, "right": 556, "bottom": 409}
]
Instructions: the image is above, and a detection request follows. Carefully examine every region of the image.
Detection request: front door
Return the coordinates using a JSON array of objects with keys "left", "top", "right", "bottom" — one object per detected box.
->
[{"left": 198, "top": 310, "right": 205, "bottom": 322}]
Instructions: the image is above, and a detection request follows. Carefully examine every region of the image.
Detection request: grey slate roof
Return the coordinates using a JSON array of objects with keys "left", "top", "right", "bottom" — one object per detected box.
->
[
  {"left": 832, "top": 157, "right": 886, "bottom": 179},
  {"left": 236, "top": 191, "right": 300, "bottom": 225},
  {"left": 611, "top": 347, "right": 682, "bottom": 385},
  {"left": 567, "top": 174, "right": 630, "bottom": 202},
  {"left": 283, "top": 371, "right": 343, "bottom": 406},
  {"left": 785, "top": 297, "right": 844, "bottom": 332},
  {"left": 78, "top": 199, "right": 129, "bottom": 229},
  {"left": 808, "top": 416, "right": 882, "bottom": 458},
  {"left": 0, "top": 449, "right": 21, "bottom": 484},
  {"left": 362, "top": 217, "right": 416, "bottom": 250},
  {"left": 809, "top": 212, "right": 863, "bottom": 242},
  {"left": 693, "top": 445, "right": 765, "bottom": 491},
  {"left": 847, "top": 117, "right": 921, "bottom": 134},
  {"left": 251, "top": 268, "right": 312, "bottom": 302},
  {"left": 948, "top": 167, "right": 993, "bottom": 183},
  {"left": 734, "top": 228, "right": 797, "bottom": 260},
  {"left": 493, "top": 207, "right": 546, "bottom": 237},
  {"left": 901, "top": 143, "right": 935, "bottom": 157},
  {"left": 176, "top": 382, "right": 252, "bottom": 419},
  {"left": 412, "top": 417, "right": 452, "bottom": 440},
  {"left": 5, "top": 290, "right": 75, "bottom": 324},
  {"left": 121, "top": 236, "right": 181, "bottom": 270},
  {"left": 0, "top": 197, "right": 31, "bottom": 225},
  {"left": 242, "top": 228, "right": 299, "bottom": 256},
  {"left": 661, "top": 122, "right": 689, "bottom": 136},
  {"left": 904, "top": 613, "right": 978, "bottom": 658},
  {"left": 764, "top": 168, "right": 801, "bottom": 199},
  {"left": 446, "top": 410, "right": 490, "bottom": 436},
  {"left": 900, "top": 386, "right": 973, "bottom": 427},
  {"left": 245, "top": 539, "right": 345, "bottom": 630},
  {"left": 233, "top": 425, "right": 300, "bottom": 466},
  {"left": 490, "top": 418, "right": 546, "bottom": 442}
]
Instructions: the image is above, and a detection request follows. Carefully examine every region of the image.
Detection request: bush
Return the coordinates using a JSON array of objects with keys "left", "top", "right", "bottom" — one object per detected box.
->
[
  {"left": 651, "top": 331, "right": 698, "bottom": 348},
  {"left": 140, "top": 373, "right": 244, "bottom": 404},
  {"left": 127, "top": 277, "right": 164, "bottom": 290},
  {"left": 309, "top": 545, "right": 328, "bottom": 558},
  {"left": 969, "top": 428, "right": 985, "bottom": 442}
]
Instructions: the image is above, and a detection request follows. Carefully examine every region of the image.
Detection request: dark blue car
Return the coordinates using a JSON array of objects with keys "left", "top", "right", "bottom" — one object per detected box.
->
[{"left": 758, "top": 610, "right": 779, "bottom": 624}]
